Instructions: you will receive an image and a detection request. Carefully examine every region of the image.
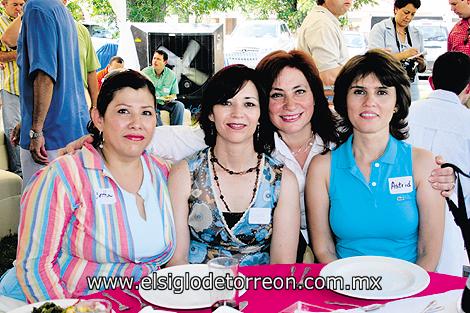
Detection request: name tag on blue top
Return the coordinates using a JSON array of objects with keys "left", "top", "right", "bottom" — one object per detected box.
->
[
  {"left": 248, "top": 207, "right": 271, "bottom": 224},
  {"left": 95, "top": 188, "right": 116, "bottom": 205},
  {"left": 388, "top": 176, "right": 413, "bottom": 194}
]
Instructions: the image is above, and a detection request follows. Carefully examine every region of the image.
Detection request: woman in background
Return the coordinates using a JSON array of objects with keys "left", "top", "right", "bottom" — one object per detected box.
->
[{"left": 369, "top": 0, "right": 426, "bottom": 101}]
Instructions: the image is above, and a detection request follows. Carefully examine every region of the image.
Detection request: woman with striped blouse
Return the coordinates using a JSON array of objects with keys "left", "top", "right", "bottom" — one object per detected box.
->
[{"left": 0, "top": 70, "right": 176, "bottom": 302}]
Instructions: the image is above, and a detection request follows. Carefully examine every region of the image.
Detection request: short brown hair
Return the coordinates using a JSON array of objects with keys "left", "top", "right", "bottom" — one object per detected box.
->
[{"left": 333, "top": 49, "right": 410, "bottom": 143}]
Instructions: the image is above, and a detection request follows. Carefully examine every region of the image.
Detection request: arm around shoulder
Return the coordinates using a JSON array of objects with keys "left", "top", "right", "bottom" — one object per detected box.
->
[
  {"left": 270, "top": 167, "right": 300, "bottom": 264},
  {"left": 166, "top": 159, "right": 192, "bottom": 266},
  {"left": 305, "top": 152, "right": 337, "bottom": 264},
  {"left": 412, "top": 147, "right": 445, "bottom": 272}
]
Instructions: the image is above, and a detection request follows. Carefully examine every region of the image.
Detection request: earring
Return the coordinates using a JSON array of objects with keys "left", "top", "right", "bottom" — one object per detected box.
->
[
  {"left": 393, "top": 107, "right": 398, "bottom": 113},
  {"left": 210, "top": 124, "right": 215, "bottom": 137},
  {"left": 255, "top": 124, "right": 260, "bottom": 142},
  {"left": 99, "top": 131, "right": 104, "bottom": 149}
]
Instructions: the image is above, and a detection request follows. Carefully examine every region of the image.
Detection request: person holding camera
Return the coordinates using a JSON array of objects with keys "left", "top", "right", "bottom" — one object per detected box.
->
[{"left": 369, "top": 0, "right": 426, "bottom": 101}]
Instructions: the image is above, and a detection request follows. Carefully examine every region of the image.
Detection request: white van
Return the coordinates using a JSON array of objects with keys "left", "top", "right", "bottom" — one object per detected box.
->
[{"left": 411, "top": 19, "right": 448, "bottom": 76}]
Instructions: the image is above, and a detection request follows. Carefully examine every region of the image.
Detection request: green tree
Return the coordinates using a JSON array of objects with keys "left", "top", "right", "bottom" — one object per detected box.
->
[
  {"left": 127, "top": 0, "right": 167, "bottom": 22},
  {"left": 76, "top": 0, "right": 378, "bottom": 27},
  {"left": 67, "top": 1, "right": 86, "bottom": 21}
]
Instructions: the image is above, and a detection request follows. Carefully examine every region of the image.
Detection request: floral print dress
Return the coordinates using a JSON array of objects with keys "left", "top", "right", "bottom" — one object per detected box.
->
[{"left": 186, "top": 148, "right": 283, "bottom": 266}]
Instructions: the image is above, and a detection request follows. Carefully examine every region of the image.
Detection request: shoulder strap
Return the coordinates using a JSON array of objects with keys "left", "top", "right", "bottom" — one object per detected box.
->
[{"left": 441, "top": 163, "right": 470, "bottom": 262}]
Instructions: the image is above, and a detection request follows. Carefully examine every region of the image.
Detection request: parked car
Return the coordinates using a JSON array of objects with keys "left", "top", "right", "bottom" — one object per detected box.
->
[
  {"left": 224, "top": 20, "right": 295, "bottom": 68},
  {"left": 82, "top": 22, "right": 118, "bottom": 51},
  {"left": 343, "top": 31, "right": 368, "bottom": 57},
  {"left": 411, "top": 19, "right": 448, "bottom": 76}
]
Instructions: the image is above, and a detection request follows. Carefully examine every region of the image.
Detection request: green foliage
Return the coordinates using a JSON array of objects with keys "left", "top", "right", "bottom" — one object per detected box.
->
[
  {"left": 127, "top": 0, "right": 167, "bottom": 22},
  {"left": 87, "top": 0, "right": 115, "bottom": 18},
  {"left": 67, "top": 1, "right": 85, "bottom": 21},
  {"left": 82, "top": 0, "right": 378, "bottom": 30}
]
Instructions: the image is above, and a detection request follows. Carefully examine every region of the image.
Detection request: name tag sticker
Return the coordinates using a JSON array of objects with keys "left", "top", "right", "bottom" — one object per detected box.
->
[
  {"left": 95, "top": 188, "right": 116, "bottom": 205},
  {"left": 388, "top": 176, "right": 413, "bottom": 194},
  {"left": 248, "top": 207, "right": 271, "bottom": 225}
]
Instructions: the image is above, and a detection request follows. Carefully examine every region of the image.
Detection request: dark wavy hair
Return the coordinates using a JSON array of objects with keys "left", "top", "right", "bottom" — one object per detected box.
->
[
  {"left": 394, "top": 0, "right": 421, "bottom": 10},
  {"left": 333, "top": 49, "right": 410, "bottom": 144},
  {"left": 256, "top": 49, "right": 338, "bottom": 153},
  {"left": 198, "top": 64, "right": 275, "bottom": 154},
  {"left": 87, "top": 69, "right": 156, "bottom": 148}
]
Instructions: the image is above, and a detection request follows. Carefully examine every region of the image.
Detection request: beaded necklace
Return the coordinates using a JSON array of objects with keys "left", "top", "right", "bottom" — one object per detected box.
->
[{"left": 209, "top": 148, "right": 262, "bottom": 212}]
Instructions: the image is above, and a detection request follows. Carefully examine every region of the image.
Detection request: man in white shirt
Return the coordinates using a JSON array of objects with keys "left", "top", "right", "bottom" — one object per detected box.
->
[
  {"left": 407, "top": 51, "right": 470, "bottom": 276},
  {"left": 297, "top": 0, "right": 351, "bottom": 86}
]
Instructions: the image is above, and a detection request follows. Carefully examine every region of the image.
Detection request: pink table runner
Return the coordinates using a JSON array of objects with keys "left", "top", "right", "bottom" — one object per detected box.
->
[{"left": 81, "top": 264, "right": 467, "bottom": 313}]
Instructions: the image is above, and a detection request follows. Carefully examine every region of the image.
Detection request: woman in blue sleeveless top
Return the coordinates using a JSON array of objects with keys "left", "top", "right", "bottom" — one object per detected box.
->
[
  {"left": 306, "top": 50, "right": 444, "bottom": 271},
  {"left": 167, "top": 65, "right": 300, "bottom": 266}
]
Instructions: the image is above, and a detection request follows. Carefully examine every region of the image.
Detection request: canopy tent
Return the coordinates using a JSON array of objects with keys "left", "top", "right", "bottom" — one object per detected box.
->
[{"left": 108, "top": 0, "right": 140, "bottom": 70}]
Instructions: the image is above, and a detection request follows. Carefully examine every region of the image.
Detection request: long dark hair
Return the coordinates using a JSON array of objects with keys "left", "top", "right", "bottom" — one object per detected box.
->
[
  {"left": 198, "top": 64, "right": 275, "bottom": 154},
  {"left": 256, "top": 50, "right": 338, "bottom": 153},
  {"left": 87, "top": 69, "right": 156, "bottom": 148},
  {"left": 333, "top": 49, "right": 410, "bottom": 144}
]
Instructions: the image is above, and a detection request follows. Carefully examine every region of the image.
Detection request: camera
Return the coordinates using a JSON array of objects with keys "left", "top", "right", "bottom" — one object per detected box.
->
[{"left": 401, "top": 58, "right": 419, "bottom": 82}]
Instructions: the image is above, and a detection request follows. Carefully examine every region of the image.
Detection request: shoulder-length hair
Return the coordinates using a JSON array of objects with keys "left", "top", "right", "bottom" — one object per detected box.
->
[
  {"left": 198, "top": 64, "right": 275, "bottom": 154},
  {"left": 256, "top": 49, "right": 338, "bottom": 152},
  {"left": 333, "top": 49, "right": 410, "bottom": 144}
]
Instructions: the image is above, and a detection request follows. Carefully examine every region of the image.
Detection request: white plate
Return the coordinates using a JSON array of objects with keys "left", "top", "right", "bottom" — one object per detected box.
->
[
  {"left": 319, "top": 256, "right": 430, "bottom": 300},
  {"left": 8, "top": 299, "right": 79, "bottom": 313},
  {"left": 139, "top": 264, "right": 246, "bottom": 309}
]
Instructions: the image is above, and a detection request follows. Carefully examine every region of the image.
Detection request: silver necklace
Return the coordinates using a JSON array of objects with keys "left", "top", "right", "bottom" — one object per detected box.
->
[{"left": 287, "top": 132, "right": 315, "bottom": 157}]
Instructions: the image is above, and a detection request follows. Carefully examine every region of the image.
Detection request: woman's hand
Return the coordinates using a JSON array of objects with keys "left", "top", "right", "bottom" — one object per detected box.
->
[
  {"left": 58, "top": 134, "right": 93, "bottom": 156},
  {"left": 416, "top": 55, "right": 426, "bottom": 73}
]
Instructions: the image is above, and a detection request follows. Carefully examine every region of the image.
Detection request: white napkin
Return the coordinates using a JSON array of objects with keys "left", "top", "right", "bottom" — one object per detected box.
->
[
  {"left": 0, "top": 295, "right": 27, "bottom": 313},
  {"left": 213, "top": 306, "right": 242, "bottom": 313}
]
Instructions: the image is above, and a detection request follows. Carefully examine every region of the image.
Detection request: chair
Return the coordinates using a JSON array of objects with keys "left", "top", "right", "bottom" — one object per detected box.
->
[
  {"left": 159, "top": 109, "right": 192, "bottom": 126},
  {"left": 0, "top": 130, "right": 22, "bottom": 237}
]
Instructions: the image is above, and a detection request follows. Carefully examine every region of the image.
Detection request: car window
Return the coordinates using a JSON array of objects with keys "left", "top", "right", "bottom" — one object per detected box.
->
[
  {"left": 344, "top": 33, "right": 365, "bottom": 48},
  {"left": 84, "top": 24, "right": 112, "bottom": 39},
  {"left": 232, "top": 24, "right": 278, "bottom": 38},
  {"left": 415, "top": 25, "right": 448, "bottom": 41}
]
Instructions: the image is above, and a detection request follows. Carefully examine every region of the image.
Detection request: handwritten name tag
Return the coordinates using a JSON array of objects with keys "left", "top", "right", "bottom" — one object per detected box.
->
[
  {"left": 95, "top": 188, "right": 116, "bottom": 205},
  {"left": 248, "top": 207, "right": 272, "bottom": 225},
  {"left": 388, "top": 176, "right": 413, "bottom": 194}
]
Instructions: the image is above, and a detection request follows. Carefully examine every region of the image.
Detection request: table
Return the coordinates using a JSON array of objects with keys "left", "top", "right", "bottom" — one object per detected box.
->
[{"left": 81, "top": 264, "right": 467, "bottom": 313}]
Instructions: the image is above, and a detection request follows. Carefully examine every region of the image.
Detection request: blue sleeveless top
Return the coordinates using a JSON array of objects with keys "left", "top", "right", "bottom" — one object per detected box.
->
[
  {"left": 185, "top": 148, "right": 283, "bottom": 266},
  {"left": 330, "top": 135, "right": 419, "bottom": 263}
]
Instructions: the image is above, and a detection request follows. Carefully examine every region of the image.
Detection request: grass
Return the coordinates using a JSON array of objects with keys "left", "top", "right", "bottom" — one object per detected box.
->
[{"left": 0, "top": 233, "right": 17, "bottom": 277}]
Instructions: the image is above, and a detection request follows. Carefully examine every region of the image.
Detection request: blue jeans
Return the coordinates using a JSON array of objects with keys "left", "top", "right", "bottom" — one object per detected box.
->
[
  {"left": 1, "top": 90, "right": 22, "bottom": 176},
  {"left": 157, "top": 100, "right": 185, "bottom": 126},
  {"left": 20, "top": 148, "right": 59, "bottom": 191}
]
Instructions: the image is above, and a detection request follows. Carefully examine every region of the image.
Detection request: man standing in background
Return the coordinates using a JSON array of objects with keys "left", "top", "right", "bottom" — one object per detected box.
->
[
  {"left": 448, "top": 0, "right": 470, "bottom": 55},
  {"left": 297, "top": 0, "right": 352, "bottom": 87},
  {"left": 0, "top": 0, "right": 24, "bottom": 176},
  {"left": 17, "top": 0, "right": 89, "bottom": 186},
  {"left": 75, "top": 20, "right": 100, "bottom": 108},
  {"left": 448, "top": 0, "right": 470, "bottom": 108}
]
